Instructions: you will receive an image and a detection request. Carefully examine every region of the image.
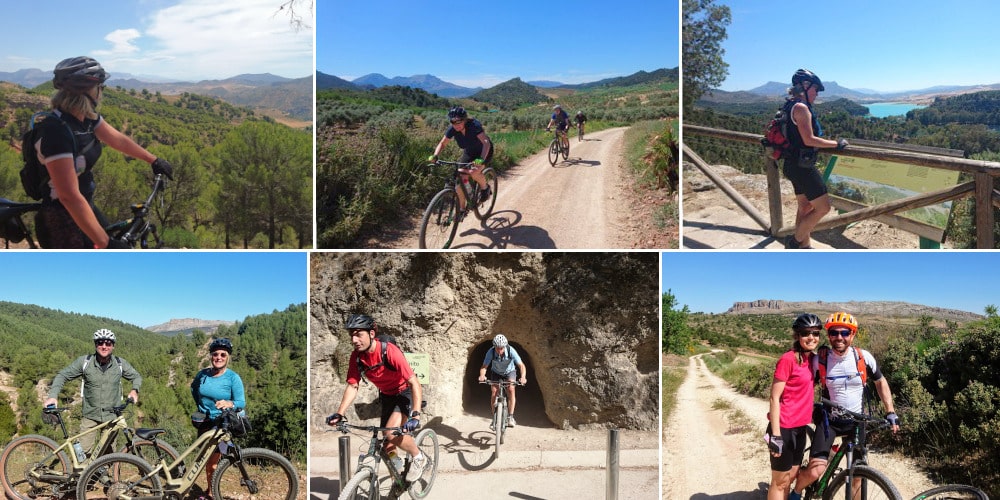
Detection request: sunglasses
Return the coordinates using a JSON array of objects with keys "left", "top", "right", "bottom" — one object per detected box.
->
[
  {"left": 798, "top": 330, "right": 821, "bottom": 338},
  {"left": 211, "top": 351, "right": 229, "bottom": 358},
  {"left": 828, "top": 329, "right": 853, "bottom": 338},
  {"left": 451, "top": 119, "right": 464, "bottom": 124},
  {"left": 95, "top": 340, "right": 114, "bottom": 346}
]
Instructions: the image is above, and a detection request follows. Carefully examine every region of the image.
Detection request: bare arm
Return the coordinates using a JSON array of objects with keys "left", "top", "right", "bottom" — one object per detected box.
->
[
  {"left": 873, "top": 377, "right": 899, "bottom": 432},
  {"left": 45, "top": 158, "right": 109, "bottom": 248},
  {"left": 95, "top": 121, "right": 156, "bottom": 164},
  {"left": 792, "top": 103, "right": 839, "bottom": 149},
  {"left": 769, "top": 378, "right": 785, "bottom": 438},
  {"left": 477, "top": 132, "right": 490, "bottom": 161},
  {"left": 406, "top": 374, "right": 423, "bottom": 418},
  {"left": 334, "top": 383, "right": 360, "bottom": 416},
  {"left": 432, "top": 136, "right": 450, "bottom": 157}
]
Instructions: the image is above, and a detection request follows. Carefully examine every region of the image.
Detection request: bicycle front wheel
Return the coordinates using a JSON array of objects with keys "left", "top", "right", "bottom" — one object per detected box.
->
[
  {"left": 562, "top": 139, "right": 570, "bottom": 160},
  {"left": 212, "top": 447, "right": 299, "bottom": 500},
  {"left": 911, "top": 485, "right": 989, "bottom": 500},
  {"left": 408, "top": 429, "right": 439, "bottom": 499},
  {"left": 339, "top": 466, "right": 378, "bottom": 500},
  {"left": 474, "top": 168, "right": 498, "bottom": 220},
  {"left": 824, "top": 465, "right": 902, "bottom": 500},
  {"left": 76, "top": 452, "right": 162, "bottom": 500},
  {"left": 493, "top": 404, "right": 503, "bottom": 458},
  {"left": 419, "top": 188, "right": 460, "bottom": 249},
  {"left": 548, "top": 140, "right": 560, "bottom": 166},
  {"left": 1, "top": 434, "right": 69, "bottom": 500}
]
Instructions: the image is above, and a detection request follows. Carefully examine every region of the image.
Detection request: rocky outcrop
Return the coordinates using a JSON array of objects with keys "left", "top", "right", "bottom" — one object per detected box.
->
[
  {"left": 146, "top": 318, "right": 234, "bottom": 334},
  {"left": 724, "top": 300, "right": 982, "bottom": 322},
  {"left": 310, "top": 253, "right": 659, "bottom": 431},
  {"left": 728, "top": 300, "right": 786, "bottom": 313}
]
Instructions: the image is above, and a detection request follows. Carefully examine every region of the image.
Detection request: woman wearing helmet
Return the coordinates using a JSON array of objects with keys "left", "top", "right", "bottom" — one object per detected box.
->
[
  {"left": 33, "top": 56, "right": 173, "bottom": 249},
  {"left": 477, "top": 334, "right": 527, "bottom": 428},
  {"left": 546, "top": 104, "right": 572, "bottom": 150},
  {"left": 780, "top": 69, "right": 849, "bottom": 249},
  {"left": 191, "top": 337, "right": 245, "bottom": 500},
  {"left": 765, "top": 313, "right": 820, "bottom": 500},
  {"left": 429, "top": 106, "right": 494, "bottom": 211}
]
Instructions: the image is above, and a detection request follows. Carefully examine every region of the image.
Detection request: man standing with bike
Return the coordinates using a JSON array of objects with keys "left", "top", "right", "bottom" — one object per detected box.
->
[
  {"left": 43, "top": 328, "right": 142, "bottom": 456},
  {"left": 430, "top": 106, "right": 493, "bottom": 210},
  {"left": 477, "top": 334, "right": 527, "bottom": 428},
  {"left": 546, "top": 104, "right": 572, "bottom": 151},
  {"left": 790, "top": 312, "right": 900, "bottom": 500},
  {"left": 326, "top": 314, "right": 429, "bottom": 482}
]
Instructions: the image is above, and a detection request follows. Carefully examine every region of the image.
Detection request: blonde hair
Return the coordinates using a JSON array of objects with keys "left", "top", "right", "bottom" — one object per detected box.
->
[{"left": 51, "top": 87, "right": 99, "bottom": 120}]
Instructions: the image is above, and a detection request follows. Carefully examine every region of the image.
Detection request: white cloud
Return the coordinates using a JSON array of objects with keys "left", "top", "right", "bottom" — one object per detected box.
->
[
  {"left": 111, "top": 0, "right": 312, "bottom": 80},
  {"left": 94, "top": 29, "right": 143, "bottom": 57}
]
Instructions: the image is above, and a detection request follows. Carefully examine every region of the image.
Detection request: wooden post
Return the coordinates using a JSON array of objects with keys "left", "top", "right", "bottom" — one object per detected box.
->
[
  {"left": 765, "top": 158, "right": 783, "bottom": 237},
  {"left": 975, "top": 172, "right": 995, "bottom": 249}
]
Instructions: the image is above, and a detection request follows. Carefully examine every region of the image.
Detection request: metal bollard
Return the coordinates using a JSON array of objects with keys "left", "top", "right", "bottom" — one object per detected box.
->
[
  {"left": 607, "top": 428, "right": 619, "bottom": 500},
  {"left": 338, "top": 435, "right": 351, "bottom": 492}
]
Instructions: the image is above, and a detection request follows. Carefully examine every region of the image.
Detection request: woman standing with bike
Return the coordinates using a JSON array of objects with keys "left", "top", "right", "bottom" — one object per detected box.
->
[
  {"left": 429, "top": 106, "right": 493, "bottom": 210},
  {"left": 191, "top": 338, "right": 245, "bottom": 500},
  {"left": 32, "top": 56, "right": 173, "bottom": 249},
  {"left": 766, "top": 314, "right": 821, "bottom": 500}
]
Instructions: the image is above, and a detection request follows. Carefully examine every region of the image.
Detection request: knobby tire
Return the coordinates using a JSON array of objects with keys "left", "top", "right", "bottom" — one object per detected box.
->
[
  {"left": 211, "top": 447, "right": 299, "bottom": 500},
  {"left": 408, "top": 428, "right": 439, "bottom": 499},
  {"left": 418, "top": 188, "right": 460, "bottom": 249},
  {"left": 0, "top": 434, "right": 69, "bottom": 500},
  {"left": 474, "top": 168, "right": 498, "bottom": 220},
  {"left": 562, "top": 139, "right": 570, "bottom": 160},
  {"left": 75, "top": 452, "right": 162, "bottom": 500},
  {"left": 338, "top": 466, "right": 377, "bottom": 500},
  {"left": 548, "top": 140, "right": 560, "bottom": 166},
  {"left": 910, "top": 484, "right": 990, "bottom": 500},
  {"left": 823, "top": 465, "right": 902, "bottom": 500}
]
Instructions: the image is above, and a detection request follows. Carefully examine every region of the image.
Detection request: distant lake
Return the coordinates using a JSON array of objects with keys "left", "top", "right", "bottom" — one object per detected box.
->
[{"left": 866, "top": 102, "right": 927, "bottom": 118}]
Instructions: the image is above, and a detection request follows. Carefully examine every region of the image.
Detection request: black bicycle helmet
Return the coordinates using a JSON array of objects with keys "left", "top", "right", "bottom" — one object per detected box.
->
[
  {"left": 53, "top": 56, "right": 109, "bottom": 92},
  {"left": 792, "top": 313, "right": 823, "bottom": 332},
  {"left": 447, "top": 106, "right": 467, "bottom": 121},
  {"left": 345, "top": 313, "right": 375, "bottom": 330},
  {"left": 209, "top": 338, "right": 233, "bottom": 353},
  {"left": 792, "top": 69, "right": 824, "bottom": 92}
]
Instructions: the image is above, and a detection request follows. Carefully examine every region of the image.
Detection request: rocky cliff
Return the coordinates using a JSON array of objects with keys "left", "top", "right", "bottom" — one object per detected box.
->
[
  {"left": 310, "top": 253, "right": 659, "bottom": 431},
  {"left": 725, "top": 299, "right": 982, "bottom": 322}
]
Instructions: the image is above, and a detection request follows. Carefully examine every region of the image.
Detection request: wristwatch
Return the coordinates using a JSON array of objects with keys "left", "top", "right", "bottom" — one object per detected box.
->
[{"left": 409, "top": 410, "right": 421, "bottom": 418}]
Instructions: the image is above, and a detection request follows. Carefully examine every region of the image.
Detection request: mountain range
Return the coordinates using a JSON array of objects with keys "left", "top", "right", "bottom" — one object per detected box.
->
[
  {"left": 706, "top": 80, "right": 1000, "bottom": 105},
  {"left": 146, "top": 318, "right": 235, "bottom": 336},
  {"left": 724, "top": 299, "right": 982, "bottom": 323}
]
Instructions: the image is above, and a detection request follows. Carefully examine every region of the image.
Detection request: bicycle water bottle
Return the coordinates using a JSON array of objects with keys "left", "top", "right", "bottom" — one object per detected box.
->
[
  {"left": 389, "top": 450, "right": 404, "bottom": 472},
  {"left": 461, "top": 177, "right": 472, "bottom": 200},
  {"left": 72, "top": 441, "right": 86, "bottom": 462}
]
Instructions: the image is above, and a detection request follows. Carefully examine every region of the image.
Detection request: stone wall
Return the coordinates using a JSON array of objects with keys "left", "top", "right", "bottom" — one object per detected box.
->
[{"left": 310, "top": 252, "right": 658, "bottom": 431}]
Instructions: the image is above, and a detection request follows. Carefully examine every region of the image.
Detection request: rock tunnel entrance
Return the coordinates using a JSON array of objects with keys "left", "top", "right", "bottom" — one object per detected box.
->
[{"left": 462, "top": 340, "right": 550, "bottom": 427}]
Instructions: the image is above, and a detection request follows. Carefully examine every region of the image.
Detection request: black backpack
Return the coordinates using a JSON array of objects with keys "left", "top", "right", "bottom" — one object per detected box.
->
[
  {"left": 19, "top": 112, "right": 97, "bottom": 200},
  {"left": 761, "top": 100, "right": 796, "bottom": 160},
  {"left": 357, "top": 334, "right": 399, "bottom": 384}
]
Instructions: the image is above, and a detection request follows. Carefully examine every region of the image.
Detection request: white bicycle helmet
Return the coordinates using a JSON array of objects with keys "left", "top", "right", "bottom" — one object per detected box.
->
[
  {"left": 93, "top": 329, "right": 116, "bottom": 342},
  {"left": 493, "top": 334, "right": 508, "bottom": 348}
]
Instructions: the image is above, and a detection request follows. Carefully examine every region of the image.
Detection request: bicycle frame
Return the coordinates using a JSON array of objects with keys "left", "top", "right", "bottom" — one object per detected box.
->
[
  {"left": 341, "top": 423, "right": 411, "bottom": 496},
  {"left": 803, "top": 400, "right": 888, "bottom": 500},
  {"left": 133, "top": 423, "right": 234, "bottom": 496}
]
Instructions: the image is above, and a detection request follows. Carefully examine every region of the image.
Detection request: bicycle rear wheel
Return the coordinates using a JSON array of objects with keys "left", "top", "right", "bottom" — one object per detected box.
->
[
  {"left": 910, "top": 485, "right": 989, "bottom": 500},
  {"left": 562, "top": 139, "right": 570, "bottom": 160},
  {"left": 76, "top": 452, "right": 162, "bottom": 500},
  {"left": 419, "top": 188, "right": 460, "bottom": 249},
  {"left": 548, "top": 140, "right": 560, "bottom": 166},
  {"left": 212, "top": 447, "right": 299, "bottom": 500},
  {"left": 823, "top": 465, "right": 902, "bottom": 500},
  {"left": 579, "top": 124, "right": 584, "bottom": 141},
  {"left": 474, "top": 168, "right": 498, "bottom": 220},
  {"left": 408, "top": 429, "right": 439, "bottom": 499},
  {"left": 1, "top": 434, "right": 69, "bottom": 500}
]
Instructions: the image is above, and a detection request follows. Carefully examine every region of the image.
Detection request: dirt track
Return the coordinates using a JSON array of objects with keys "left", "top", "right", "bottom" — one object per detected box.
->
[{"left": 663, "top": 353, "right": 936, "bottom": 499}]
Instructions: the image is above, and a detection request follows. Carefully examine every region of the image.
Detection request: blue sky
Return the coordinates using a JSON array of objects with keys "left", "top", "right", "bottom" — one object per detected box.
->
[
  {"left": 662, "top": 252, "right": 998, "bottom": 315},
  {"left": 0, "top": 252, "right": 306, "bottom": 328},
  {"left": 0, "top": 0, "right": 312, "bottom": 81},
  {"left": 318, "top": 0, "right": 679, "bottom": 88},
  {"left": 717, "top": 0, "right": 1000, "bottom": 93}
]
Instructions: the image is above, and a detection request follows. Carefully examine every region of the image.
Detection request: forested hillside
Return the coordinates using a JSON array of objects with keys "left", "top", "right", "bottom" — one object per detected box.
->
[
  {"left": 316, "top": 70, "right": 679, "bottom": 247},
  {"left": 0, "top": 301, "right": 307, "bottom": 462},
  {"left": 685, "top": 90, "right": 1000, "bottom": 247},
  {"left": 0, "top": 82, "right": 312, "bottom": 249}
]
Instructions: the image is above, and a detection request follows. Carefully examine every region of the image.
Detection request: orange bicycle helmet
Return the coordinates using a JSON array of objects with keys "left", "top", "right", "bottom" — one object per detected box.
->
[{"left": 825, "top": 311, "right": 858, "bottom": 333}]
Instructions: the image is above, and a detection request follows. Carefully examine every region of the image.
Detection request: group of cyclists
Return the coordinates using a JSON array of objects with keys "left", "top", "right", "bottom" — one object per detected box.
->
[{"left": 42, "top": 329, "right": 243, "bottom": 500}]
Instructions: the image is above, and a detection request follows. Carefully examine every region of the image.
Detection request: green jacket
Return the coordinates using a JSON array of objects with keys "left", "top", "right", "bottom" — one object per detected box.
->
[{"left": 47, "top": 353, "right": 142, "bottom": 422}]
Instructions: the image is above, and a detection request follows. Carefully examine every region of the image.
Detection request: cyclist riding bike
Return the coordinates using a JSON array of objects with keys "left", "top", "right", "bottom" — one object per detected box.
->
[
  {"left": 429, "top": 106, "right": 493, "bottom": 211},
  {"left": 44, "top": 328, "right": 142, "bottom": 455},
  {"left": 546, "top": 104, "right": 572, "bottom": 150},
  {"left": 789, "top": 311, "right": 900, "bottom": 500},
  {"left": 477, "top": 334, "right": 527, "bottom": 428},
  {"left": 326, "top": 314, "right": 429, "bottom": 483},
  {"left": 575, "top": 110, "right": 587, "bottom": 136},
  {"left": 32, "top": 56, "right": 173, "bottom": 249}
]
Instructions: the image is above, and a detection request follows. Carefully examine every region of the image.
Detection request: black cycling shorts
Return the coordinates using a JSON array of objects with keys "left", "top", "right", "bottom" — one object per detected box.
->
[
  {"left": 458, "top": 140, "right": 494, "bottom": 166},
  {"left": 379, "top": 388, "right": 415, "bottom": 428},
  {"left": 809, "top": 406, "right": 857, "bottom": 461},
  {"left": 768, "top": 425, "right": 811, "bottom": 472},
  {"left": 782, "top": 154, "right": 828, "bottom": 201}
]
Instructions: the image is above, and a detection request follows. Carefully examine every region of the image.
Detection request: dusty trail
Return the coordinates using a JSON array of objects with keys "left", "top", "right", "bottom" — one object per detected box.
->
[{"left": 663, "top": 353, "right": 935, "bottom": 499}]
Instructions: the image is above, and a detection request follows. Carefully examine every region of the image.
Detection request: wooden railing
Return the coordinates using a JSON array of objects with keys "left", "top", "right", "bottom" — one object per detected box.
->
[{"left": 684, "top": 124, "right": 1000, "bottom": 248}]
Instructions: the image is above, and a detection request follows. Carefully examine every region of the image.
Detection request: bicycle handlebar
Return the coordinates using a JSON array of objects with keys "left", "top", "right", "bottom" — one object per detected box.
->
[
  {"left": 334, "top": 421, "right": 406, "bottom": 436},
  {"left": 820, "top": 398, "right": 890, "bottom": 427},
  {"left": 479, "top": 380, "right": 523, "bottom": 386}
]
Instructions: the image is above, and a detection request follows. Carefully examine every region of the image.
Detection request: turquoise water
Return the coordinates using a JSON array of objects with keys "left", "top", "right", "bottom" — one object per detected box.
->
[{"left": 866, "top": 102, "right": 926, "bottom": 118}]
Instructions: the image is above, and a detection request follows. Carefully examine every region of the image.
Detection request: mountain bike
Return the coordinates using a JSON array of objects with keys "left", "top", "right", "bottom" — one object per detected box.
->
[
  {"left": 0, "top": 399, "right": 180, "bottom": 500},
  {"left": 480, "top": 380, "right": 521, "bottom": 458},
  {"left": 418, "top": 160, "right": 497, "bottom": 249},
  {"left": 799, "top": 398, "right": 902, "bottom": 500},
  {"left": 333, "top": 420, "right": 439, "bottom": 500},
  {"left": 910, "top": 485, "right": 990, "bottom": 500},
  {"left": 577, "top": 121, "right": 585, "bottom": 142},
  {"left": 0, "top": 173, "right": 167, "bottom": 249},
  {"left": 547, "top": 129, "right": 570, "bottom": 166},
  {"left": 75, "top": 407, "right": 297, "bottom": 499}
]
